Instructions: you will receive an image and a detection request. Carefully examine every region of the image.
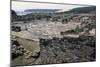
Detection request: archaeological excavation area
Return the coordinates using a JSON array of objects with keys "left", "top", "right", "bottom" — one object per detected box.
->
[{"left": 11, "top": 3, "right": 96, "bottom": 66}]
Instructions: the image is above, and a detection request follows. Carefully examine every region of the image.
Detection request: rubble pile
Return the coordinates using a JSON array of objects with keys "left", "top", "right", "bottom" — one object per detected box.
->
[
  {"left": 39, "top": 35, "right": 95, "bottom": 64},
  {"left": 11, "top": 40, "right": 41, "bottom": 66},
  {"left": 11, "top": 32, "right": 40, "bottom": 66},
  {"left": 61, "top": 15, "right": 96, "bottom": 36}
]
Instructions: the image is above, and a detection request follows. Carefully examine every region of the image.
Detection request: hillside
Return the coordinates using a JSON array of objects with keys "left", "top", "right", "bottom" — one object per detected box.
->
[
  {"left": 55, "top": 6, "right": 96, "bottom": 14},
  {"left": 65, "top": 6, "right": 96, "bottom": 14}
]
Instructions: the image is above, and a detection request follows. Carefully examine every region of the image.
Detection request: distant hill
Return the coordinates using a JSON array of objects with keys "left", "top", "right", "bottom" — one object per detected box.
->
[
  {"left": 24, "top": 9, "right": 61, "bottom": 13},
  {"left": 65, "top": 6, "right": 96, "bottom": 14}
]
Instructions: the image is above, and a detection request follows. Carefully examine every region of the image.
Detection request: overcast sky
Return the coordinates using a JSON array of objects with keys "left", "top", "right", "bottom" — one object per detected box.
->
[{"left": 12, "top": 1, "right": 91, "bottom": 12}]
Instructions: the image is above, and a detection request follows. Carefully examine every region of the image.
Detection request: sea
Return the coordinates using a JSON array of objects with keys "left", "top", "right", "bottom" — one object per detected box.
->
[{"left": 16, "top": 11, "right": 32, "bottom": 16}]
